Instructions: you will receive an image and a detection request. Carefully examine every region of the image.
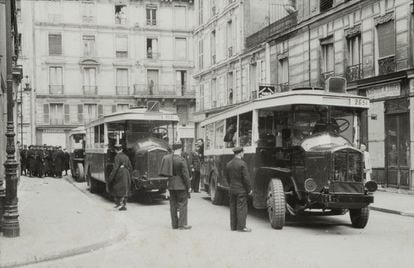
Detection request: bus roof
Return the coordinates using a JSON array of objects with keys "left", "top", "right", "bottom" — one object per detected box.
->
[
  {"left": 84, "top": 108, "right": 180, "bottom": 128},
  {"left": 69, "top": 126, "right": 86, "bottom": 136},
  {"left": 200, "top": 90, "right": 370, "bottom": 127}
]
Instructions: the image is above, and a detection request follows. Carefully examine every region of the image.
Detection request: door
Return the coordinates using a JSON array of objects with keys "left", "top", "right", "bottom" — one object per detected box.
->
[{"left": 385, "top": 113, "right": 410, "bottom": 189}]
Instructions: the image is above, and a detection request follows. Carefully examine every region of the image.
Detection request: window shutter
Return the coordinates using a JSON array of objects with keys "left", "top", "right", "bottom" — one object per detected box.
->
[
  {"left": 64, "top": 104, "right": 70, "bottom": 124},
  {"left": 48, "top": 34, "right": 62, "bottom": 55},
  {"left": 98, "top": 104, "right": 103, "bottom": 118},
  {"left": 377, "top": 21, "right": 395, "bottom": 58},
  {"left": 43, "top": 104, "right": 50, "bottom": 124},
  {"left": 112, "top": 105, "right": 117, "bottom": 113},
  {"left": 77, "top": 104, "right": 84, "bottom": 123}
]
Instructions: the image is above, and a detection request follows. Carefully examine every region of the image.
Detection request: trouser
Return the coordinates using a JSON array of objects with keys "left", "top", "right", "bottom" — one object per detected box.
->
[
  {"left": 229, "top": 193, "right": 248, "bottom": 231},
  {"left": 114, "top": 196, "right": 127, "bottom": 207},
  {"left": 191, "top": 170, "right": 200, "bottom": 192},
  {"left": 169, "top": 190, "right": 188, "bottom": 229}
]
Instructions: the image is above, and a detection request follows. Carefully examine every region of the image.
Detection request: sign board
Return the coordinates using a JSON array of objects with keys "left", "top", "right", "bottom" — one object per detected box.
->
[
  {"left": 366, "top": 83, "right": 400, "bottom": 99},
  {"left": 258, "top": 85, "right": 275, "bottom": 98}
]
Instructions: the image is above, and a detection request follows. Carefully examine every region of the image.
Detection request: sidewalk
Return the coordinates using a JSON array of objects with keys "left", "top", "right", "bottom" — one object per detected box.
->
[
  {"left": 371, "top": 189, "right": 414, "bottom": 217},
  {"left": 0, "top": 176, "right": 127, "bottom": 268}
]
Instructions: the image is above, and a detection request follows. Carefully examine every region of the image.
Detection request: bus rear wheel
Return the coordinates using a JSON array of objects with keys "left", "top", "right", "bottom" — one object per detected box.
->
[
  {"left": 350, "top": 207, "right": 369, "bottom": 228},
  {"left": 75, "top": 163, "right": 85, "bottom": 182},
  {"left": 267, "top": 178, "right": 286, "bottom": 229},
  {"left": 86, "top": 168, "right": 98, "bottom": 194},
  {"left": 210, "top": 172, "right": 224, "bottom": 206}
]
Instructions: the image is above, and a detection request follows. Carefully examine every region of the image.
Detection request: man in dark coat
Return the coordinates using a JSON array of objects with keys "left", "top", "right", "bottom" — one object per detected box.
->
[
  {"left": 63, "top": 148, "right": 70, "bottom": 176},
  {"left": 27, "top": 145, "right": 36, "bottom": 177},
  {"left": 164, "top": 143, "right": 191, "bottom": 230},
  {"left": 52, "top": 146, "right": 65, "bottom": 178},
  {"left": 20, "top": 144, "right": 28, "bottom": 176},
  {"left": 34, "top": 146, "right": 45, "bottom": 178},
  {"left": 224, "top": 146, "right": 252, "bottom": 232},
  {"left": 107, "top": 144, "right": 132, "bottom": 211},
  {"left": 189, "top": 146, "right": 202, "bottom": 193}
]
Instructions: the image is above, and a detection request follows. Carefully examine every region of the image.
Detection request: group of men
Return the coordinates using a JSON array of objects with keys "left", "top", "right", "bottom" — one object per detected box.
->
[{"left": 19, "top": 144, "right": 70, "bottom": 178}]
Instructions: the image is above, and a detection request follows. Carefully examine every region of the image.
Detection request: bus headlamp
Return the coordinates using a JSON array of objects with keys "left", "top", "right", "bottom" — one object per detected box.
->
[
  {"left": 304, "top": 178, "right": 317, "bottom": 192},
  {"left": 365, "top": 181, "right": 378, "bottom": 192}
]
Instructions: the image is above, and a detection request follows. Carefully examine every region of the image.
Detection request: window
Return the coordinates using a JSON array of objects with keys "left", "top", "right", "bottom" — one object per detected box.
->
[
  {"left": 278, "top": 58, "right": 289, "bottom": 91},
  {"left": 227, "top": 72, "right": 233, "bottom": 105},
  {"left": 50, "top": 104, "right": 64, "bottom": 125},
  {"left": 115, "top": 4, "right": 127, "bottom": 25},
  {"left": 227, "top": 20, "right": 233, "bottom": 57},
  {"left": 82, "top": 1, "right": 94, "bottom": 23},
  {"left": 211, "top": 78, "right": 217, "bottom": 107},
  {"left": 77, "top": 104, "right": 84, "bottom": 123},
  {"left": 116, "top": 69, "right": 129, "bottom": 95},
  {"left": 94, "top": 124, "right": 105, "bottom": 144},
  {"left": 175, "top": 38, "right": 187, "bottom": 60},
  {"left": 174, "top": 6, "right": 186, "bottom": 28},
  {"left": 83, "top": 67, "right": 96, "bottom": 95},
  {"left": 224, "top": 116, "right": 237, "bottom": 148},
  {"left": 211, "top": 30, "right": 216, "bottom": 64},
  {"left": 147, "top": 69, "right": 159, "bottom": 95},
  {"left": 198, "top": 0, "right": 203, "bottom": 25},
  {"left": 116, "top": 35, "right": 128, "bottom": 58},
  {"left": 320, "top": 0, "right": 333, "bottom": 12},
  {"left": 83, "top": 35, "right": 95, "bottom": 56},
  {"left": 376, "top": 19, "right": 396, "bottom": 74},
  {"left": 176, "top": 70, "right": 187, "bottom": 96},
  {"left": 214, "top": 120, "right": 224, "bottom": 149},
  {"left": 84, "top": 104, "right": 97, "bottom": 123},
  {"left": 259, "top": 60, "right": 266, "bottom": 83},
  {"left": 146, "top": 38, "right": 158, "bottom": 59},
  {"left": 346, "top": 34, "right": 362, "bottom": 81},
  {"left": 176, "top": 105, "right": 189, "bottom": 125},
  {"left": 198, "top": 39, "right": 204, "bottom": 69},
  {"left": 48, "top": 33, "right": 62, "bottom": 55},
  {"left": 49, "top": 66, "right": 63, "bottom": 94},
  {"left": 205, "top": 124, "right": 214, "bottom": 150},
  {"left": 239, "top": 112, "right": 252, "bottom": 147},
  {"left": 146, "top": 6, "right": 157, "bottom": 25},
  {"left": 321, "top": 37, "right": 334, "bottom": 74}
]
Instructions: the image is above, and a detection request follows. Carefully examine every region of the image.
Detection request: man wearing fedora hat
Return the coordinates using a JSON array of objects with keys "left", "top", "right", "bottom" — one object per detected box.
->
[
  {"left": 107, "top": 143, "right": 132, "bottom": 211},
  {"left": 166, "top": 142, "right": 192, "bottom": 230},
  {"left": 225, "top": 146, "right": 252, "bottom": 232}
]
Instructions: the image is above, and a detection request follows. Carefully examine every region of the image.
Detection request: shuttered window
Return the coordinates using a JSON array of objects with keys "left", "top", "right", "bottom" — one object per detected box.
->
[
  {"left": 43, "top": 104, "right": 50, "bottom": 124},
  {"left": 116, "top": 35, "right": 128, "bottom": 58},
  {"left": 77, "top": 104, "right": 84, "bottom": 123},
  {"left": 377, "top": 21, "right": 395, "bottom": 58},
  {"left": 64, "top": 104, "right": 70, "bottom": 124},
  {"left": 48, "top": 34, "right": 62, "bottom": 55}
]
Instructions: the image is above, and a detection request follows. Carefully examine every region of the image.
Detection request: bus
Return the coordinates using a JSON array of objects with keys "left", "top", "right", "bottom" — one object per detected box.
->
[
  {"left": 84, "top": 107, "right": 180, "bottom": 201},
  {"left": 200, "top": 78, "right": 378, "bottom": 229},
  {"left": 68, "top": 126, "right": 86, "bottom": 182}
]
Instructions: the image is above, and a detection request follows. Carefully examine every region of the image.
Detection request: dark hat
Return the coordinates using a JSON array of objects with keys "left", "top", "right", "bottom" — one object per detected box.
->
[
  {"left": 232, "top": 146, "right": 244, "bottom": 154},
  {"left": 114, "top": 143, "right": 123, "bottom": 149},
  {"left": 172, "top": 143, "right": 182, "bottom": 151}
]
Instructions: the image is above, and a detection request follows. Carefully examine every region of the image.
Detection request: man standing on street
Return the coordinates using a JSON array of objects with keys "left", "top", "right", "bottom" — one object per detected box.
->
[
  {"left": 163, "top": 142, "right": 192, "bottom": 230},
  {"left": 107, "top": 143, "right": 132, "bottom": 211},
  {"left": 225, "top": 146, "right": 252, "bottom": 232},
  {"left": 189, "top": 144, "right": 202, "bottom": 193}
]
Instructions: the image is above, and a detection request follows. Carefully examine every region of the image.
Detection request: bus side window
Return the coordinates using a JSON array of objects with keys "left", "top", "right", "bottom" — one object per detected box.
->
[
  {"left": 224, "top": 116, "right": 237, "bottom": 148},
  {"left": 239, "top": 112, "right": 252, "bottom": 147}
]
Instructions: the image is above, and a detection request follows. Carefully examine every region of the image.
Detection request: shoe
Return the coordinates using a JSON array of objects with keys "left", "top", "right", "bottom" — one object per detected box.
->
[
  {"left": 238, "top": 227, "right": 252, "bottom": 232},
  {"left": 114, "top": 204, "right": 121, "bottom": 209},
  {"left": 178, "top": 225, "right": 192, "bottom": 230},
  {"left": 118, "top": 206, "right": 127, "bottom": 211}
]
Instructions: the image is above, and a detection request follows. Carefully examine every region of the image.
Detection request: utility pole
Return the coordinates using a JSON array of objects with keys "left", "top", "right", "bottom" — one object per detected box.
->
[{"left": 3, "top": 0, "right": 20, "bottom": 237}]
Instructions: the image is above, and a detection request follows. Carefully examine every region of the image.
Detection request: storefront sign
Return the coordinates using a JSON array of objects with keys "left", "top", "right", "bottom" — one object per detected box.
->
[{"left": 366, "top": 83, "right": 400, "bottom": 99}]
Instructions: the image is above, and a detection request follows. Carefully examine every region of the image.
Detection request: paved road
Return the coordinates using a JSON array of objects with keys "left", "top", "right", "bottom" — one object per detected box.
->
[{"left": 27, "top": 179, "right": 414, "bottom": 268}]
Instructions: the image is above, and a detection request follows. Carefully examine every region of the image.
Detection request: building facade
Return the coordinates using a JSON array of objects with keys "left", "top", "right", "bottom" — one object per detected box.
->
[
  {"left": 195, "top": 0, "right": 414, "bottom": 190},
  {"left": 19, "top": 0, "right": 196, "bottom": 150}
]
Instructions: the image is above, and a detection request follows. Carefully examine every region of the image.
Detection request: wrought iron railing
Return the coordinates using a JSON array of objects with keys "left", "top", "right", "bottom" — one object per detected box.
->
[
  {"left": 378, "top": 55, "right": 396, "bottom": 75},
  {"left": 133, "top": 84, "right": 195, "bottom": 97},
  {"left": 346, "top": 63, "right": 362, "bottom": 82}
]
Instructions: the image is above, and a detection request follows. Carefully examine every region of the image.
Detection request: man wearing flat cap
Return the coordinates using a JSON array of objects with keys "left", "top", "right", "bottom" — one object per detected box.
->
[
  {"left": 224, "top": 146, "right": 252, "bottom": 232},
  {"left": 165, "top": 142, "right": 192, "bottom": 230},
  {"left": 107, "top": 143, "right": 132, "bottom": 211}
]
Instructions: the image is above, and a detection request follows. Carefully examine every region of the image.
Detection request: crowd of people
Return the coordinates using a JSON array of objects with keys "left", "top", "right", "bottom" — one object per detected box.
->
[{"left": 18, "top": 143, "right": 70, "bottom": 178}]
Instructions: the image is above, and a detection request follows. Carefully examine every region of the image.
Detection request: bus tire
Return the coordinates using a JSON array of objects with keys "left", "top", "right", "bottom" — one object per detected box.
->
[
  {"left": 267, "top": 178, "right": 286, "bottom": 229},
  {"left": 210, "top": 172, "right": 224, "bottom": 206},
  {"left": 350, "top": 207, "right": 369, "bottom": 229},
  {"left": 76, "top": 163, "right": 85, "bottom": 182},
  {"left": 86, "top": 168, "right": 98, "bottom": 194}
]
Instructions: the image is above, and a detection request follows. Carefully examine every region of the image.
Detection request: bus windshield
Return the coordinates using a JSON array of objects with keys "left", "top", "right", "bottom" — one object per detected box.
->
[{"left": 258, "top": 105, "right": 361, "bottom": 148}]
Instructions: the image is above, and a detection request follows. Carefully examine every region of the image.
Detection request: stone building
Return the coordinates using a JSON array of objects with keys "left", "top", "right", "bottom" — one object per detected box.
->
[
  {"left": 18, "top": 0, "right": 196, "bottom": 150},
  {"left": 195, "top": 0, "right": 414, "bottom": 190}
]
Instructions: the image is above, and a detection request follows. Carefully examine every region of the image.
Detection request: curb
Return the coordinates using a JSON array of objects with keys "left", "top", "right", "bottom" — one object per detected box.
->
[
  {"left": 1, "top": 227, "right": 128, "bottom": 268},
  {"left": 370, "top": 206, "right": 414, "bottom": 218}
]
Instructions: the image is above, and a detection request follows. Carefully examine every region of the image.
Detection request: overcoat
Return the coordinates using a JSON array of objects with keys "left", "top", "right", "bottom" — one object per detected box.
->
[
  {"left": 168, "top": 155, "right": 190, "bottom": 191},
  {"left": 107, "top": 152, "right": 132, "bottom": 197},
  {"left": 224, "top": 157, "right": 252, "bottom": 195}
]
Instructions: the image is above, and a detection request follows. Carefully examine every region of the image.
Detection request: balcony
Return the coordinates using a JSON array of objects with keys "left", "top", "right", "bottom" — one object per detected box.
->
[
  {"left": 116, "top": 51, "right": 128, "bottom": 58},
  {"left": 346, "top": 63, "right": 362, "bottom": 82},
  {"left": 49, "top": 85, "right": 64, "bottom": 94},
  {"left": 83, "top": 86, "right": 97, "bottom": 95},
  {"left": 146, "top": 19, "right": 156, "bottom": 26},
  {"left": 116, "top": 86, "right": 130, "bottom": 96},
  {"left": 133, "top": 84, "right": 195, "bottom": 98},
  {"left": 378, "top": 55, "right": 396, "bottom": 76}
]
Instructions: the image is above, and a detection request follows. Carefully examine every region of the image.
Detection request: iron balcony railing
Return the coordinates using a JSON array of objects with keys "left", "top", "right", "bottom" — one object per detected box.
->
[
  {"left": 147, "top": 52, "right": 160, "bottom": 59},
  {"left": 378, "top": 55, "right": 396, "bottom": 75},
  {"left": 346, "top": 63, "right": 362, "bottom": 82},
  {"left": 133, "top": 84, "right": 195, "bottom": 97}
]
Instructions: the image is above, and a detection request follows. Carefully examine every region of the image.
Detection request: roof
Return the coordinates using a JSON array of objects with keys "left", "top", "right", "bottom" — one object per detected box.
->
[
  {"left": 85, "top": 108, "right": 180, "bottom": 128},
  {"left": 200, "top": 89, "right": 370, "bottom": 127}
]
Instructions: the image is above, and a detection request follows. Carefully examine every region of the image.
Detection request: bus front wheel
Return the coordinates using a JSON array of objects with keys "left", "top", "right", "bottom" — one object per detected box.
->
[
  {"left": 267, "top": 178, "right": 286, "bottom": 229},
  {"left": 350, "top": 207, "right": 369, "bottom": 228},
  {"left": 210, "top": 172, "right": 224, "bottom": 206},
  {"left": 75, "top": 163, "right": 85, "bottom": 182}
]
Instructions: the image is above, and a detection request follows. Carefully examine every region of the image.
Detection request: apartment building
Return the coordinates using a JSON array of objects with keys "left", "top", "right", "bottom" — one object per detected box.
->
[
  {"left": 18, "top": 0, "right": 195, "bottom": 149},
  {"left": 197, "top": 0, "right": 414, "bottom": 190}
]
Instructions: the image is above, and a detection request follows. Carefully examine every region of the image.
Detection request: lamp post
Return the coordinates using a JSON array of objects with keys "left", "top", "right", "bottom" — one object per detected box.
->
[{"left": 18, "top": 76, "right": 32, "bottom": 144}]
